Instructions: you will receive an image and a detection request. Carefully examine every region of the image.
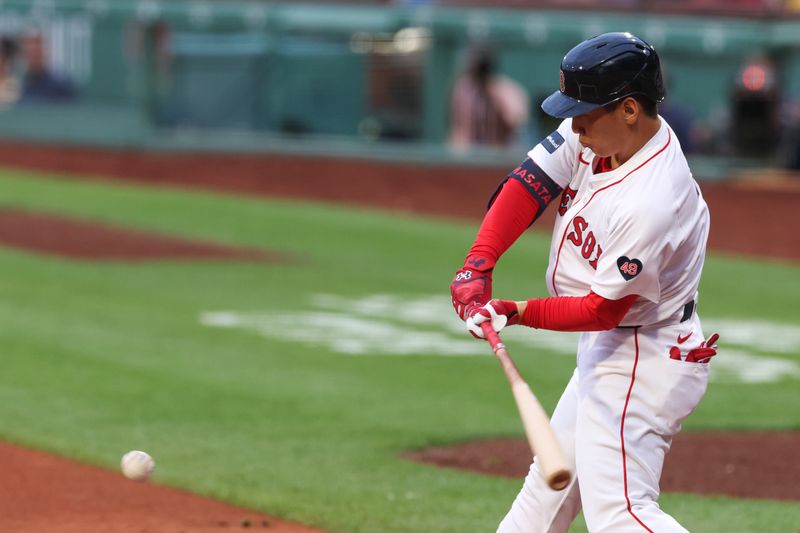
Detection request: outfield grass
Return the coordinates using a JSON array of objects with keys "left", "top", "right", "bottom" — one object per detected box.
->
[{"left": 0, "top": 169, "right": 797, "bottom": 532}]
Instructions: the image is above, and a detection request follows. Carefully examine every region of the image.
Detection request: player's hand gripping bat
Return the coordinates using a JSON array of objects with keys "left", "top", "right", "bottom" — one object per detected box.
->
[{"left": 480, "top": 322, "right": 572, "bottom": 491}]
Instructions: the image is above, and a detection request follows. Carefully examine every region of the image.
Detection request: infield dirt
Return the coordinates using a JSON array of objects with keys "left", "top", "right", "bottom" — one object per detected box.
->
[
  {"left": 0, "top": 208, "right": 286, "bottom": 262},
  {"left": 404, "top": 431, "right": 800, "bottom": 502},
  {"left": 0, "top": 442, "right": 324, "bottom": 533}
]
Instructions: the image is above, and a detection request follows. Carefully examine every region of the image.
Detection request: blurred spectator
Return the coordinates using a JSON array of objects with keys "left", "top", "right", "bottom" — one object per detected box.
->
[
  {"left": 19, "top": 29, "right": 76, "bottom": 103},
  {"left": 0, "top": 37, "right": 20, "bottom": 107},
  {"left": 728, "top": 54, "right": 779, "bottom": 159},
  {"left": 449, "top": 42, "right": 529, "bottom": 150}
]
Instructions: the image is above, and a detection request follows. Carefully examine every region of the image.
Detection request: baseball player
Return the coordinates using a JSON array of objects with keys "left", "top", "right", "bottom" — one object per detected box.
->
[{"left": 450, "top": 32, "right": 718, "bottom": 532}]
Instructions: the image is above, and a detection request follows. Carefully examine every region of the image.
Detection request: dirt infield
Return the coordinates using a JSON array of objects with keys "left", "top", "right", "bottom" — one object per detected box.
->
[
  {"left": 0, "top": 208, "right": 285, "bottom": 262},
  {"left": 0, "top": 140, "right": 797, "bottom": 262},
  {"left": 0, "top": 442, "right": 324, "bottom": 533},
  {"left": 404, "top": 431, "right": 800, "bottom": 501}
]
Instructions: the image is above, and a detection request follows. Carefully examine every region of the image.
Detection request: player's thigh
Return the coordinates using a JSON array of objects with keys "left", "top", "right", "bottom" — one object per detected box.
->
[
  {"left": 550, "top": 367, "right": 581, "bottom": 448},
  {"left": 574, "top": 331, "right": 707, "bottom": 531}
]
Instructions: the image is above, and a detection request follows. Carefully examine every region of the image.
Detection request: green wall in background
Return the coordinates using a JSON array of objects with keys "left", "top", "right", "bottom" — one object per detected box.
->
[{"left": 0, "top": 0, "right": 796, "bottom": 169}]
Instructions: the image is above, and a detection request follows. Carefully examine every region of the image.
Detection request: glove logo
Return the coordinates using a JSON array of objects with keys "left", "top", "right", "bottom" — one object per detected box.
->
[
  {"left": 455, "top": 271, "right": 473, "bottom": 281},
  {"left": 616, "top": 256, "right": 643, "bottom": 281}
]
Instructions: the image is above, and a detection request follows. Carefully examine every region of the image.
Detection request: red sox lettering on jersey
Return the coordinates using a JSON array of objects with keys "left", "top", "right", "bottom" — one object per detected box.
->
[
  {"left": 565, "top": 215, "right": 642, "bottom": 277},
  {"left": 565, "top": 215, "right": 603, "bottom": 271}
]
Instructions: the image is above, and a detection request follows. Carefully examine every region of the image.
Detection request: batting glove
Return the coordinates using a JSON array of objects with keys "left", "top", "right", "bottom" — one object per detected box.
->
[
  {"left": 466, "top": 299, "right": 521, "bottom": 338},
  {"left": 670, "top": 332, "right": 720, "bottom": 363},
  {"left": 450, "top": 256, "right": 494, "bottom": 321}
]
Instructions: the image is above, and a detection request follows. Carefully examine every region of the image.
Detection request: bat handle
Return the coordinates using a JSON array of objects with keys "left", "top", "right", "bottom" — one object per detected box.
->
[
  {"left": 481, "top": 321, "right": 523, "bottom": 385},
  {"left": 481, "top": 322, "right": 505, "bottom": 353}
]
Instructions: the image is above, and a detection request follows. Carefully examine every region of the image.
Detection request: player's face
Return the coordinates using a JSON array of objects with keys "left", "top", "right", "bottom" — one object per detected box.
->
[{"left": 570, "top": 103, "right": 629, "bottom": 157}]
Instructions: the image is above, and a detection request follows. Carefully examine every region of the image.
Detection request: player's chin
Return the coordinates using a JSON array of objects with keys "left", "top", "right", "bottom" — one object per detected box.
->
[{"left": 585, "top": 143, "right": 611, "bottom": 157}]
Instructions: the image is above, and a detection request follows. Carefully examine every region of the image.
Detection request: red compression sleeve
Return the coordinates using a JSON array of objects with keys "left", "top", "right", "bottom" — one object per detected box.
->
[
  {"left": 522, "top": 291, "right": 638, "bottom": 331},
  {"left": 468, "top": 179, "right": 539, "bottom": 264}
]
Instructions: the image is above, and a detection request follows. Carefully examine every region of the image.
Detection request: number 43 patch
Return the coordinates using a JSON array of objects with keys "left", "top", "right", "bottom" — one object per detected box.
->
[{"left": 617, "top": 256, "right": 643, "bottom": 281}]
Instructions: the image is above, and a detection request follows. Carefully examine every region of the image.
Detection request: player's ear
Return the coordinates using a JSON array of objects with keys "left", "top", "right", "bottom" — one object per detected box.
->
[{"left": 621, "top": 97, "right": 639, "bottom": 125}]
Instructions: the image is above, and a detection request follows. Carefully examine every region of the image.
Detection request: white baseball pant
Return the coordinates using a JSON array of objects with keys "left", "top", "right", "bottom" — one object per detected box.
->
[{"left": 497, "top": 316, "right": 709, "bottom": 532}]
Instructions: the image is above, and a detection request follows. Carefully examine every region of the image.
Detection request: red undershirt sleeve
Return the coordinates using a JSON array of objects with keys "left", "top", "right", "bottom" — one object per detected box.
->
[
  {"left": 468, "top": 178, "right": 540, "bottom": 264},
  {"left": 522, "top": 291, "right": 639, "bottom": 331}
]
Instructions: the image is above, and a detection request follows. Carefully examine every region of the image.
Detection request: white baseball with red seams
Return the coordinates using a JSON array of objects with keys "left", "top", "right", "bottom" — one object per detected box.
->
[{"left": 497, "top": 117, "right": 711, "bottom": 533}]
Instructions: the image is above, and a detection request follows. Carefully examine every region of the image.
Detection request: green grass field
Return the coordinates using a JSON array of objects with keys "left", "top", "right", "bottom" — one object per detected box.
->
[{"left": 0, "top": 169, "right": 798, "bottom": 532}]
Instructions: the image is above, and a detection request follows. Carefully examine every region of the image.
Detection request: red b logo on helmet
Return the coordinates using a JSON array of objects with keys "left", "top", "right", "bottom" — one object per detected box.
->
[{"left": 560, "top": 70, "right": 566, "bottom": 93}]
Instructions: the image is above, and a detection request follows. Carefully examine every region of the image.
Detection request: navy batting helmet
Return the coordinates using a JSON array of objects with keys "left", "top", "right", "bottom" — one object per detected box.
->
[{"left": 541, "top": 32, "right": 666, "bottom": 118}]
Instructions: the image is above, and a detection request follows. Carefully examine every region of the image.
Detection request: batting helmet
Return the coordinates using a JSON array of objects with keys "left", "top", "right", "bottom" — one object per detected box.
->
[{"left": 541, "top": 32, "right": 666, "bottom": 118}]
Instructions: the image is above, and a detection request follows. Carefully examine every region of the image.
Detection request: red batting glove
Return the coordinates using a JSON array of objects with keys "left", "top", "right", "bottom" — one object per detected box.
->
[
  {"left": 670, "top": 332, "right": 719, "bottom": 363},
  {"left": 450, "top": 256, "right": 495, "bottom": 320},
  {"left": 466, "top": 299, "right": 521, "bottom": 338},
  {"left": 685, "top": 332, "right": 720, "bottom": 363}
]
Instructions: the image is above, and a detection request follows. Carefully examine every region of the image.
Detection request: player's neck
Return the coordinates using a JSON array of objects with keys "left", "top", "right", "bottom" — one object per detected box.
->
[{"left": 611, "top": 116, "right": 662, "bottom": 168}]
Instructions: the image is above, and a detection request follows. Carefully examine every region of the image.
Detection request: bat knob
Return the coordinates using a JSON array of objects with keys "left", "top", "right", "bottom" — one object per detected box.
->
[{"left": 547, "top": 469, "right": 573, "bottom": 491}]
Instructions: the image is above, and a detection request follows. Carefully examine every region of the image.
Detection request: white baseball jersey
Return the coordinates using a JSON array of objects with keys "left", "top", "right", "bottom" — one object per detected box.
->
[
  {"left": 528, "top": 117, "right": 709, "bottom": 326},
  {"left": 498, "top": 117, "right": 713, "bottom": 533}
]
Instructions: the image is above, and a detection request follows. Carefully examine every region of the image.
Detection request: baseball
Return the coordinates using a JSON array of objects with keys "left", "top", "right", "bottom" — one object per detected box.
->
[{"left": 120, "top": 450, "right": 155, "bottom": 481}]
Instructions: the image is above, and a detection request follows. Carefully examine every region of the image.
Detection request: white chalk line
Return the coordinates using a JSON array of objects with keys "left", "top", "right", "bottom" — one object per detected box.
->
[{"left": 199, "top": 294, "right": 800, "bottom": 385}]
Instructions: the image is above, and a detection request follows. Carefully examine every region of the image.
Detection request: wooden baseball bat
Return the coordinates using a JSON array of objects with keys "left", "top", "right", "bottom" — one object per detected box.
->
[{"left": 480, "top": 322, "right": 572, "bottom": 491}]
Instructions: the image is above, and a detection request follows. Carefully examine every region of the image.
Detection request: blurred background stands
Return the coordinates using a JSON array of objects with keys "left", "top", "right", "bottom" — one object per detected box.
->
[{"left": 0, "top": 0, "right": 799, "bottom": 178}]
